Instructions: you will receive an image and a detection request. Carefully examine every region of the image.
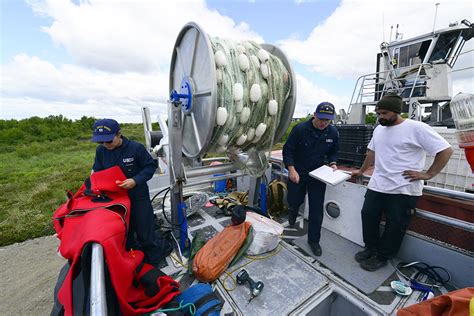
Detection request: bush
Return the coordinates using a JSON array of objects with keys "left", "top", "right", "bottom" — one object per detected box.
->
[
  {"left": 0, "top": 115, "right": 96, "bottom": 146},
  {"left": 15, "top": 142, "right": 46, "bottom": 158}
]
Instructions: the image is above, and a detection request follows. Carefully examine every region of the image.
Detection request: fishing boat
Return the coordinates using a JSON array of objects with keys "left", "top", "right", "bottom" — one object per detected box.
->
[
  {"left": 68, "top": 20, "right": 474, "bottom": 315},
  {"left": 141, "top": 19, "right": 474, "bottom": 315}
]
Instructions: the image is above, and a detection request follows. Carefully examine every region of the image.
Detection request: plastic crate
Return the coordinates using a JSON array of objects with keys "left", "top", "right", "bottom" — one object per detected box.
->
[
  {"left": 336, "top": 124, "right": 375, "bottom": 132},
  {"left": 336, "top": 125, "right": 374, "bottom": 167},
  {"left": 338, "top": 153, "right": 367, "bottom": 167},
  {"left": 426, "top": 127, "right": 474, "bottom": 192},
  {"left": 338, "top": 142, "right": 369, "bottom": 154}
]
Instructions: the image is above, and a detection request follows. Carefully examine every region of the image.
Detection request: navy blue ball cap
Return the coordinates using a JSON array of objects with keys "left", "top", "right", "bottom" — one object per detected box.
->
[
  {"left": 315, "top": 102, "right": 335, "bottom": 120},
  {"left": 92, "top": 119, "right": 120, "bottom": 142}
]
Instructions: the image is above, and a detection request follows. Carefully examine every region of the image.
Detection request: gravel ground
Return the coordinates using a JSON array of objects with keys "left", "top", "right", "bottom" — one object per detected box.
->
[{"left": 0, "top": 235, "right": 65, "bottom": 316}]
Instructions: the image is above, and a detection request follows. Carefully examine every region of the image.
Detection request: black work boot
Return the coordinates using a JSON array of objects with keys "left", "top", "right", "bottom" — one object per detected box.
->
[
  {"left": 360, "top": 255, "right": 387, "bottom": 271},
  {"left": 288, "top": 209, "right": 297, "bottom": 226},
  {"left": 309, "top": 242, "right": 322, "bottom": 256},
  {"left": 354, "top": 247, "right": 375, "bottom": 263}
]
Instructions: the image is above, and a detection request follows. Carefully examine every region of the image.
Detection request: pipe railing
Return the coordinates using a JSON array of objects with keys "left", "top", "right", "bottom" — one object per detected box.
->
[
  {"left": 347, "top": 63, "right": 433, "bottom": 115},
  {"left": 89, "top": 157, "right": 472, "bottom": 314},
  {"left": 422, "top": 185, "right": 474, "bottom": 201},
  {"left": 269, "top": 156, "right": 473, "bottom": 231},
  {"left": 185, "top": 163, "right": 237, "bottom": 179},
  {"left": 90, "top": 243, "right": 107, "bottom": 316},
  {"left": 186, "top": 172, "right": 245, "bottom": 188},
  {"left": 415, "top": 209, "right": 473, "bottom": 232}
]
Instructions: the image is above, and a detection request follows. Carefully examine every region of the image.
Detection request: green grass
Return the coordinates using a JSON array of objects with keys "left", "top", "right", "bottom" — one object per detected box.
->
[{"left": 0, "top": 121, "right": 146, "bottom": 246}]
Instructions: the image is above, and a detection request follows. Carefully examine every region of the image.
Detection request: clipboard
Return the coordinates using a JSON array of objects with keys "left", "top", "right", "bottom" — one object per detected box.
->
[{"left": 308, "top": 165, "right": 351, "bottom": 186}]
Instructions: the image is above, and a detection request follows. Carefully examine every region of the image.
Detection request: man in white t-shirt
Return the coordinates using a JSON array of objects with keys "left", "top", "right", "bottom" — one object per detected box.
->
[{"left": 351, "top": 94, "right": 453, "bottom": 271}]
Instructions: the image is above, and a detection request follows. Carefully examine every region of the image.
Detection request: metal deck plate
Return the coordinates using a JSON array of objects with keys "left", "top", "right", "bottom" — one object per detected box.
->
[
  {"left": 220, "top": 244, "right": 328, "bottom": 315},
  {"left": 294, "top": 228, "right": 396, "bottom": 295}
]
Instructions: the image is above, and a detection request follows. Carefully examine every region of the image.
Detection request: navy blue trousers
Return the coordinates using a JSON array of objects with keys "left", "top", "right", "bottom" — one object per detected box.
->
[
  {"left": 287, "top": 176, "right": 326, "bottom": 244},
  {"left": 361, "top": 189, "right": 418, "bottom": 259},
  {"left": 127, "top": 197, "right": 162, "bottom": 265}
]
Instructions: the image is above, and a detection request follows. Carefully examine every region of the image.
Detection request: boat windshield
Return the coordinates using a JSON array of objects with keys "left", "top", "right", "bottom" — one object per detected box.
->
[
  {"left": 428, "top": 31, "right": 464, "bottom": 66},
  {"left": 395, "top": 39, "right": 431, "bottom": 68}
]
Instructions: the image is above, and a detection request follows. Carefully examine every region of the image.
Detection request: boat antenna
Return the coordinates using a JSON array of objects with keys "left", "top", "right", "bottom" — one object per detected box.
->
[
  {"left": 395, "top": 24, "right": 402, "bottom": 40},
  {"left": 389, "top": 25, "right": 393, "bottom": 42},
  {"left": 382, "top": 13, "right": 385, "bottom": 42},
  {"left": 432, "top": 2, "right": 440, "bottom": 33}
]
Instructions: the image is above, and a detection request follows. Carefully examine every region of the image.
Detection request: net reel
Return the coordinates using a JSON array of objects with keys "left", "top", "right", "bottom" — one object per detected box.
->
[{"left": 169, "top": 22, "right": 296, "bottom": 176}]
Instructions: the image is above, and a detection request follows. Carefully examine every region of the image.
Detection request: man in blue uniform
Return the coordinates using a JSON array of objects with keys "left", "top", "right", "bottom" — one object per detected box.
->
[
  {"left": 91, "top": 118, "right": 163, "bottom": 265},
  {"left": 283, "top": 102, "right": 339, "bottom": 256}
]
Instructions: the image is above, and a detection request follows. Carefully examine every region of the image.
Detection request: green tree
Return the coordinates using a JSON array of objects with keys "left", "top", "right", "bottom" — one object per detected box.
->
[{"left": 365, "top": 112, "right": 377, "bottom": 124}]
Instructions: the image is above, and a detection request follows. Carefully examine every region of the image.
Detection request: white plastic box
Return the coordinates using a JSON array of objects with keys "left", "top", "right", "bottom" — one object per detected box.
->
[{"left": 426, "top": 127, "right": 474, "bottom": 192}]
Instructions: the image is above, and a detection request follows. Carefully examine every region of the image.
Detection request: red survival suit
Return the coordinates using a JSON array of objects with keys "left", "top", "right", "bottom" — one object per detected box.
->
[{"left": 53, "top": 166, "right": 179, "bottom": 316}]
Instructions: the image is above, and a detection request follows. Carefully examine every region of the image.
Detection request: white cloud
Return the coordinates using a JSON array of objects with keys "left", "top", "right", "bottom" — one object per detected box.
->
[
  {"left": 293, "top": 74, "right": 350, "bottom": 117},
  {"left": 2, "top": 0, "right": 472, "bottom": 124},
  {"left": 2, "top": 0, "right": 265, "bottom": 121},
  {"left": 0, "top": 54, "right": 350, "bottom": 121},
  {"left": 279, "top": 0, "right": 473, "bottom": 80},
  {"left": 452, "top": 74, "right": 474, "bottom": 95},
  {"left": 33, "top": 0, "right": 263, "bottom": 73},
  {"left": 1, "top": 54, "right": 168, "bottom": 122}
]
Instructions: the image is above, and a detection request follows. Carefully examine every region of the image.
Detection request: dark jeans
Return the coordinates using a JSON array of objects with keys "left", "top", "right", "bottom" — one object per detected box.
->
[
  {"left": 361, "top": 189, "right": 418, "bottom": 259},
  {"left": 127, "top": 197, "right": 162, "bottom": 265},
  {"left": 287, "top": 176, "right": 326, "bottom": 244}
]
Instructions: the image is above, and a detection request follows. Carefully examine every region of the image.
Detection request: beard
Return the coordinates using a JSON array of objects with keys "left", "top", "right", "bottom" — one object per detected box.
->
[{"left": 378, "top": 116, "right": 397, "bottom": 126}]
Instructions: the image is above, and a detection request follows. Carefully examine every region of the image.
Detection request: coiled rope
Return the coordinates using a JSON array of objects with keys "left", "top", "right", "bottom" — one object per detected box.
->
[{"left": 208, "top": 37, "right": 291, "bottom": 176}]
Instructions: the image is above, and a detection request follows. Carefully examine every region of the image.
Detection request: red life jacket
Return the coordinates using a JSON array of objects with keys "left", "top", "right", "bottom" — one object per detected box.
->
[{"left": 53, "top": 166, "right": 179, "bottom": 316}]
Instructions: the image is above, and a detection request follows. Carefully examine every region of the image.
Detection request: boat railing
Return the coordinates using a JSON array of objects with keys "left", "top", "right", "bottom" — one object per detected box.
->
[
  {"left": 90, "top": 157, "right": 472, "bottom": 315},
  {"left": 90, "top": 243, "right": 107, "bottom": 316},
  {"left": 347, "top": 63, "right": 432, "bottom": 116},
  {"left": 268, "top": 156, "right": 473, "bottom": 230}
]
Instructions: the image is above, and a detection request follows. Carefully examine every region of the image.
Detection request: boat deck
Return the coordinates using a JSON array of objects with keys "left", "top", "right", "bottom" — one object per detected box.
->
[{"left": 154, "top": 199, "right": 456, "bottom": 315}]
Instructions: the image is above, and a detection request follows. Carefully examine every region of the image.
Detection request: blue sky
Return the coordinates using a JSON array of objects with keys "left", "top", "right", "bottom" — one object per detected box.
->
[
  {"left": 2, "top": 0, "right": 67, "bottom": 64},
  {"left": 1, "top": 0, "right": 473, "bottom": 122},
  {"left": 206, "top": 0, "right": 339, "bottom": 42}
]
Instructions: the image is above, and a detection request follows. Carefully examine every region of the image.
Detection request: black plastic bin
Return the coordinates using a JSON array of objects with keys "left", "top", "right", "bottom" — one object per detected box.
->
[{"left": 336, "top": 125, "right": 375, "bottom": 167}]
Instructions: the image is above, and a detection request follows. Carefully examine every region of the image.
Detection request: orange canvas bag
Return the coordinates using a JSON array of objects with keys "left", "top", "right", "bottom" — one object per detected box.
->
[
  {"left": 192, "top": 222, "right": 251, "bottom": 282},
  {"left": 397, "top": 287, "right": 473, "bottom": 316}
]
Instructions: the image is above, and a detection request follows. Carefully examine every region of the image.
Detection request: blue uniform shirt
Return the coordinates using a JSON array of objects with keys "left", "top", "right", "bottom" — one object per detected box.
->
[
  {"left": 283, "top": 118, "right": 339, "bottom": 177},
  {"left": 93, "top": 136, "right": 157, "bottom": 199}
]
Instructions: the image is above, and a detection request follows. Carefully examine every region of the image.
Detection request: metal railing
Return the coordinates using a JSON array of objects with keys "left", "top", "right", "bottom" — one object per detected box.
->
[
  {"left": 268, "top": 155, "right": 473, "bottom": 229},
  {"left": 90, "top": 243, "right": 107, "bottom": 316},
  {"left": 89, "top": 156, "right": 472, "bottom": 314},
  {"left": 347, "top": 63, "right": 431, "bottom": 116}
]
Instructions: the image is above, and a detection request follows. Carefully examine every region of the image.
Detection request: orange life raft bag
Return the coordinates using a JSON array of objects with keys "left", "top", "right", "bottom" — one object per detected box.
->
[{"left": 192, "top": 222, "right": 252, "bottom": 282}]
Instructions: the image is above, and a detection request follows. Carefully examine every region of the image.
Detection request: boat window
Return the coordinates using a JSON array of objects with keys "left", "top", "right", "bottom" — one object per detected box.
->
[
  {"left": 325, "top": 202, "right": 340, "bottom": 219},
  {"left": 398, "top": 40, "right": 432, "bottom": 68},
  {"left": 428, "top": 31, "right": 462, "bottom": 64},
  {"left": 393, "top": 48, "right": 399, "bottom": 69}
]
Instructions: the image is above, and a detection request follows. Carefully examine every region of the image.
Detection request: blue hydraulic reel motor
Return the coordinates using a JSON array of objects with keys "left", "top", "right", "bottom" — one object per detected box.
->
[{"left": 169, "top": 79, "right": 193, "bottom": 111}]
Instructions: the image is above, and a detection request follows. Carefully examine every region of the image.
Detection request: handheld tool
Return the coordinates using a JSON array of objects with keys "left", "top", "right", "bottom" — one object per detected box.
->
[{"left": 236, "top": 269, "right": 264, "bottom": 302}]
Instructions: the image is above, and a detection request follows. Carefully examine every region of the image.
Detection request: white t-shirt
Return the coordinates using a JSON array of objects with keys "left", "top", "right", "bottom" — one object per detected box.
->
[{"left": 367, "top": 119, "right": 451, "bottom": 196}]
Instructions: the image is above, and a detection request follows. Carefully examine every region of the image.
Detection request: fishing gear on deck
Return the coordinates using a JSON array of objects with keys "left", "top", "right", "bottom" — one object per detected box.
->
[
  {"left": 230, "top": 205, "right": 247, "bottom": 226},
  {"left": 209, "top": 191, "right": 249, "bottom": 216},
  {"left": 396, "top": 261, "right": 452, "bottom": 287},
  {"left": 410, "top": 279, "right": 435, "bottom": 301},
  {"left": 393, "top": 261, "right": 452, "bottom": 300},
  {"left": 151, "top": 186, "right": 185, "bottom": 228}
]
